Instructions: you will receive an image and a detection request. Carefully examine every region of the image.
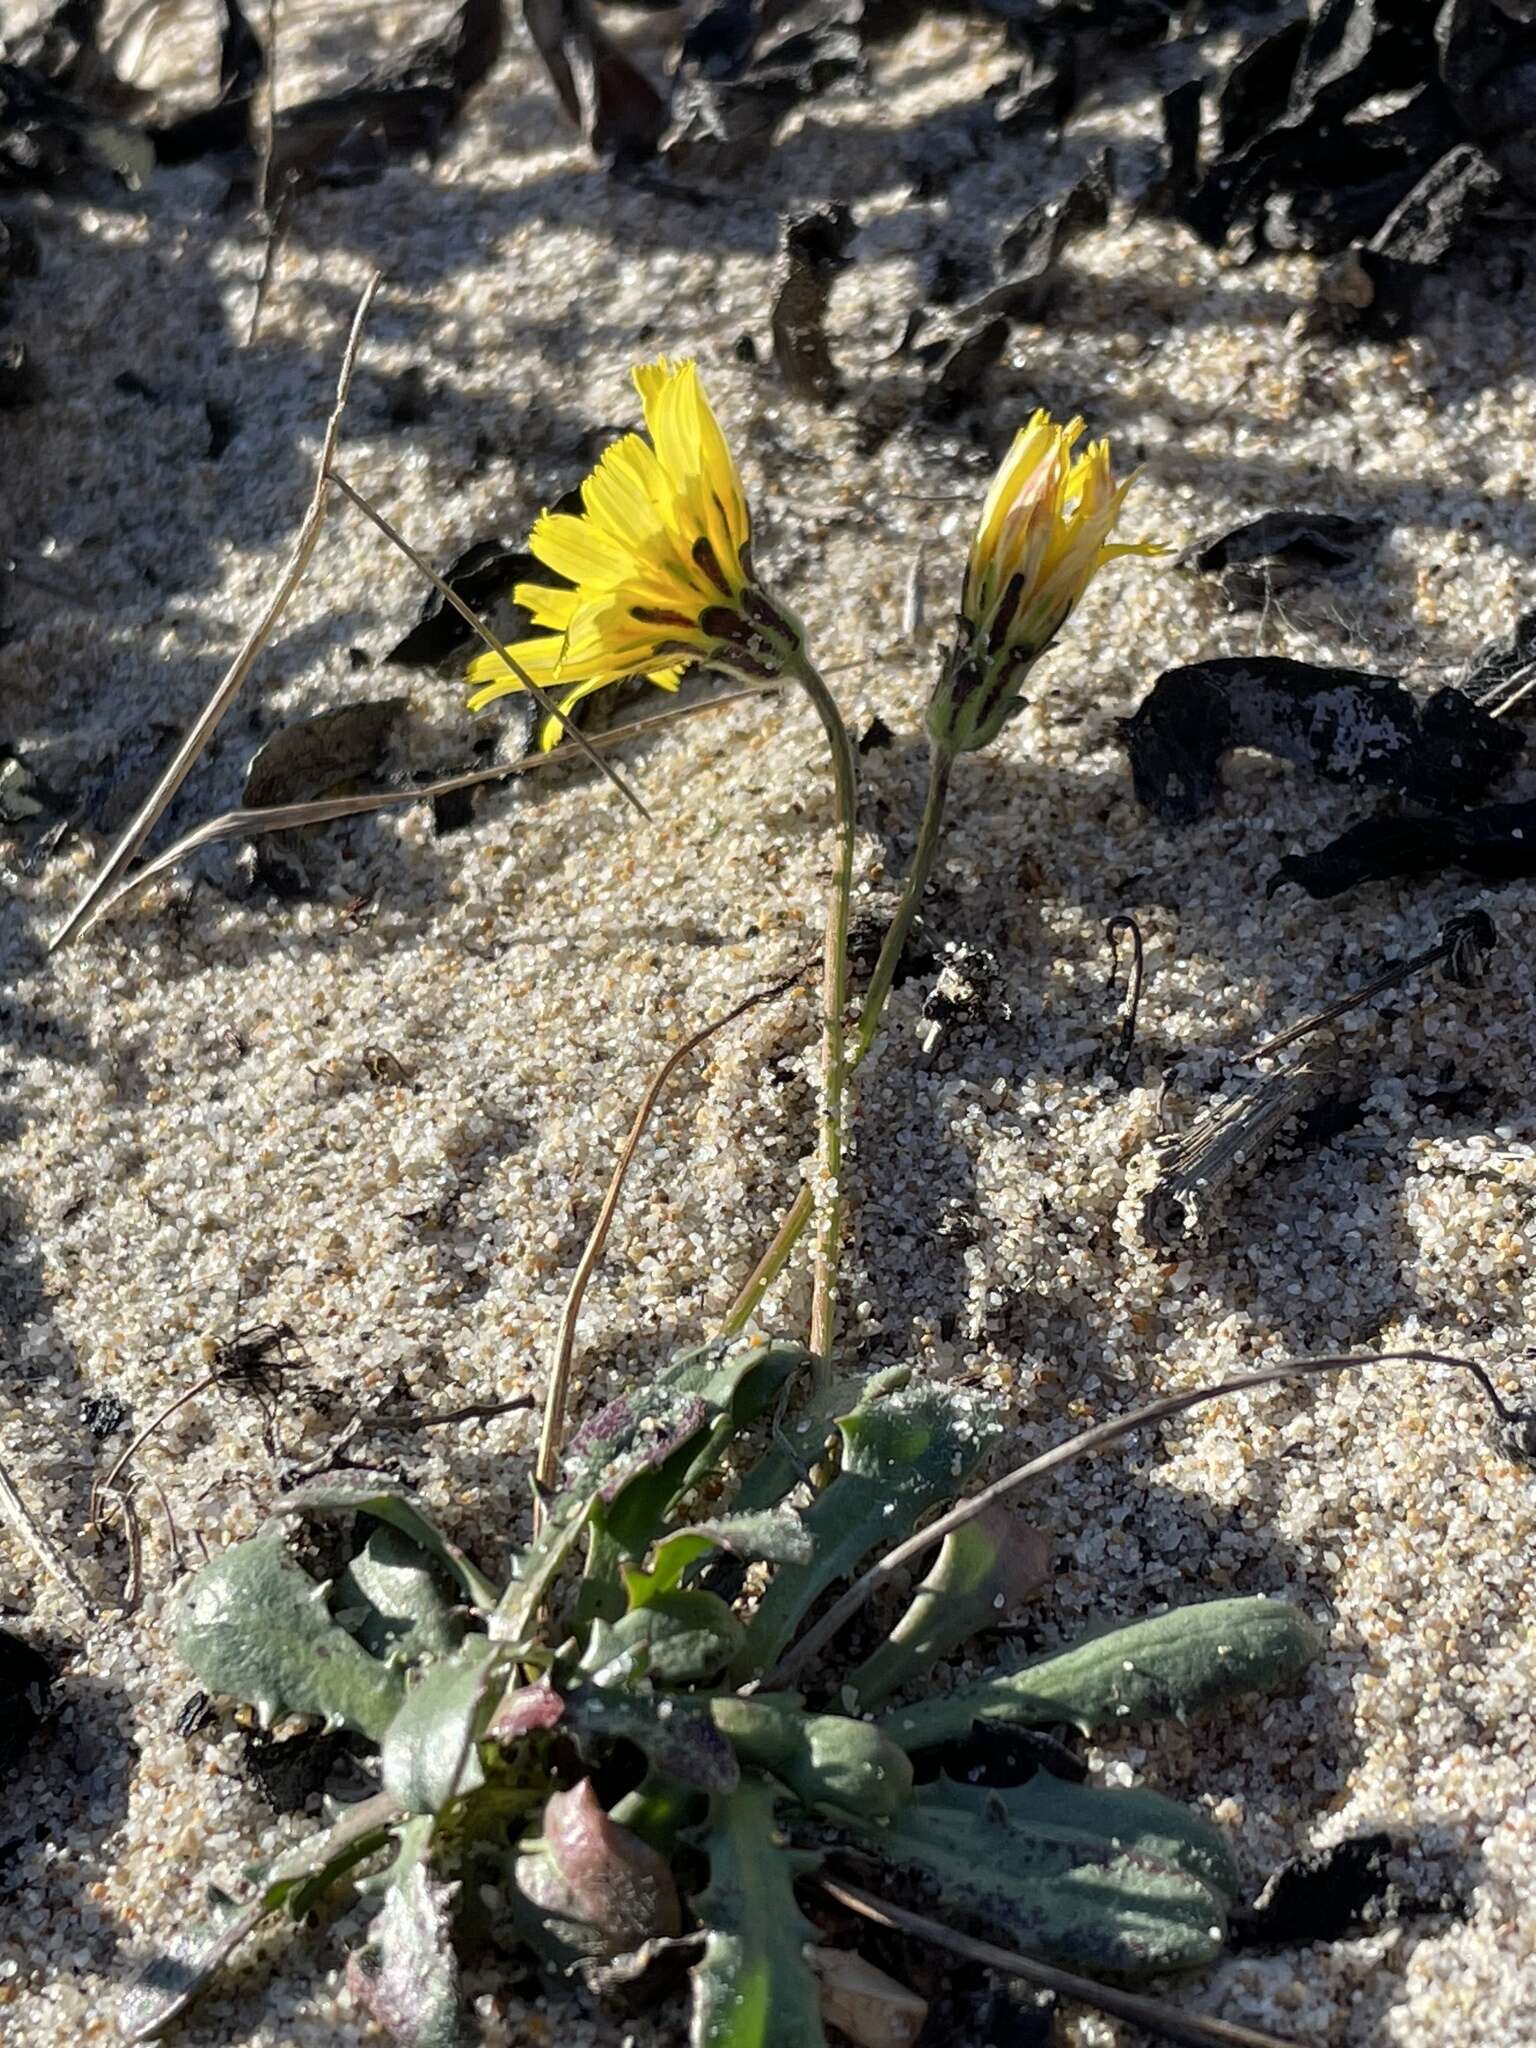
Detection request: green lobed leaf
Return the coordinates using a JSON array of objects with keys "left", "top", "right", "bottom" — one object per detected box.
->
[
  {"left": 690, "top": 1774, "right": 827, "bottom": 2048},
  {"left": 731, "top": 1373, "right": 1003, "bottom": 1682},
  {"left": 284, "top": 1482, "right": 503, "bottom": 1612},
  {"left": 176, "top": 1529, "right": 403, "bottom": 1739},
  {"left": 334, "top": 1520, "right": 469, "bottom": 1665},
  {"left": 878, "top": 1597, "right": 1322, "bottom": 1750},
  {"left": 844, "top": 1773, "right": 1235, "bottom": 1979}
]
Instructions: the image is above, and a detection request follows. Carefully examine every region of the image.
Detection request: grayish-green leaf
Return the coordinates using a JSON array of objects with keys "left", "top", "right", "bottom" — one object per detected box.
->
[
  {"left": 879, "top": 1597, "right": 1322, "bottom": 1750},
  {"left": 711, "top": 1697, "right": 912, "bottom": 1822},
  {"left": 848, "top": 1507, "right": 1049, "bottom": 1710},
  {"left": 346, "top": 1861, "right": 469, "bottom": 2048},
  {"left": 176, "top": 1529, "right": 403, "bottom": 1739},
  {"left": 596, "top": 1589, "right": 745, "bottom": 1684},
  {"left": 690, "top": 1774, "right": 826, "bottom": 2048},
  {"left": 285, "top": 1482, "right": 502, "bottom": 1612},
  {"left": 732, "top": 1374, "right": 1002, "bottom": 1681},
  {"left": 381, "top": 1638, "right": 504, "bottom": 1814},
  {"left": 845, "top": 1774, "right": 1234, "bottom": 1979},
  {"left": 564, "top": 1686, "right": 740, "bottom": 1793},
  {"left": 335, "top": 1521, "right": 469, "bottom": 1664}
]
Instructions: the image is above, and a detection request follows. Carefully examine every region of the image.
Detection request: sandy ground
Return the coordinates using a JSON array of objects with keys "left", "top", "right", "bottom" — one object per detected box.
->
[{"left": 4, "top": 3, "right": 1536, "bottom": 2044}]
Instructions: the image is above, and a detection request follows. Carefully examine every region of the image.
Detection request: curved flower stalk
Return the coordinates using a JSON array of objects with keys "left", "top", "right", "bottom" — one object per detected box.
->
[
  {"left": 467, "top": 358, "right": 807, "bottom": 746},
  {"left": 726, "top": 410, "right": 1163, "bottom": 1336},
  {"left": 471, "top": 359, "right": 858, "bottom": 1376}
]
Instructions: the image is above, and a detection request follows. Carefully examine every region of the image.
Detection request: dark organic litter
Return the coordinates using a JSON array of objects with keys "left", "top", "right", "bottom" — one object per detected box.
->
[
  {"left": 1119, "top": 658, "right": 1522, "bottom": 826},
  {"left": 524, "top": 0, "right": 667, "bottom": 168},
  {"left": 663, "top": 14, "right": 863, "bottom": 181},
  {"left": 386, "top": 539, "right": 531, "bottom": 670},
  {"left": 771, "top": 203, "right": 857, "bottom": 406},
  {"left": 0, "top": 1629, "right": 51, "bottom": 1774},
  {"left": 1183, "top": 510, "right": 1382, "bottom": 608},
  {"left": 965, "top": 151, "right": 1113, "bottom": 325},
  {"left": 1234, "top": 1832, "right": 1414, "bottom": 1948},
  {"left": 243, "top": 698, "right": 409, "bottom": 894},
  {"left": 1273, "top": 797, "right": 1536, "bottom": 900}
]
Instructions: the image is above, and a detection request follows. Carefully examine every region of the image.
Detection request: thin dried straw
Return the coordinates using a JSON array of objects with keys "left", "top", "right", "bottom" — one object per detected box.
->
[
  {"left": 0, "top": 1448, "right": 98, "bottom": 1620},
  {"left": 819, "top": 1878, "right": 1295, "bottom": 2048},
  {"left": 52, "top": 272, "right": 383, "bottom": 952},
  {"left": 63, "top": 687, "right": 772, "bottom": 933},
  {"left": 326, "top": 469, "right": 651, "bottom": 821},
  {"left": 533, "top": 958, "right": 814, "bottom": 1524},
  {"left": 766, "top": 1348, "right": 1517, "bottom": 1689}
]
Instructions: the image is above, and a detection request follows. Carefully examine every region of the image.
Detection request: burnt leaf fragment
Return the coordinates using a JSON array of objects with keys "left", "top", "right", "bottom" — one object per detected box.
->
[
  {"left": 525, "top": 0, "right": 667, "bottom": 167},
  {"left": 149, "top": 0, "right": 263, "bottom": 166},
  {"left": 1436, "top": 0, "right": 1536, "bottom": 200},
  {"left": 967, "top": 150, "right": 1113, "bottom": 324},
  {"left": 386, "top": 539, "right": 531, "bottom": 670},
  {"left": 1182, "top": 508, "right": 1381, "bottom": 607},
  {"left": 243, "top": 698, "right": 409, "bottom": 895},
  {"left": 1120, "top": 658, "right": 1522, "bottom": 826},
  {"left": 771, "top": 203, "right": 856, "bottom": 406},
  {"left": 1314, "top": 142, "right": 1503, "bottom": 338},
  {"left": 1273, "top": 797, "right": 1536, "bottom": 899},
  {"left": 266, "top": 0, "right": 505, "bottom": 193},
  {"left": 664, "top": 13, "right": 862, "bottom": 180},
  {"left": 1234, "top": 1832, "right": 1416, "bottom": 1947}
]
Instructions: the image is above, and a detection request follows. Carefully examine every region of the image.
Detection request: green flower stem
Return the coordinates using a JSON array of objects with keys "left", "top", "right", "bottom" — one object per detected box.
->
[
  {"left": 721, "top": 741, "right": 956, "bottom": 1340},
  {"left": 784, "top": 650, "right": 860, "bottom": 1384}
]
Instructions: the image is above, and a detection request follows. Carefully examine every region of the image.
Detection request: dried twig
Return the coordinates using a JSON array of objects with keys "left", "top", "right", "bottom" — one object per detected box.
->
[
  {"left": 766, "top": 1347, "right": 1523, "bottom": 1688},
  {"left": 52, "top": 273, "right": 383, "bottom": 951},
  {"left": 1103, "top": 913, "right": 1145, "bottom": 1075},
  {"left": 58, "top": 687, "right": 772, "bottom": 933},
  {"left": 1250, "top": 910, "right": 1497, "bottom": 1060},
  {"left": 819, "top": 1878, "right": 1295, "bottom": 2048},
  {"left": 1142, "top": 1039, "right": 1340, "bottom": 1247},
  {"left": 534, "top": 958, "right": 815, "bottom": 1520},
  {"left": 367, "top": 1396, "right": 533, "bottom": 1431},
  {"left": 327, "top": 470, "right": 652, "bottom": 822},
  {"left": 0, "top": 1447, "right": 98, "bottom": 1620}
]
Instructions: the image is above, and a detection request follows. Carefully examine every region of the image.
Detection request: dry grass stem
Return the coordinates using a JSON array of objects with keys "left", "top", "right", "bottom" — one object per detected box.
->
[
  {"left": 533, "top": 959, "right": 814, "bottom": 1520},
  {"left": 52, "top": 271, "right": 384, "bottom": 951},
  {"left": 819, "top": 1878, "right": 1295, "bottom": 2048}
]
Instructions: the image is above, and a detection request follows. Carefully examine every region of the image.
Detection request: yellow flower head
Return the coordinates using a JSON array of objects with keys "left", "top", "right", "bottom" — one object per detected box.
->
[
  {"left": 928, "top": 410, "right": 1165, "bottom": 757},
  {"left": 468, "top": 359, "right": 801, "bottom": 748}
]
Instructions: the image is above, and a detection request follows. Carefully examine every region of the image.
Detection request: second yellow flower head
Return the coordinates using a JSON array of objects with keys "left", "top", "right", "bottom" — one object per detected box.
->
[{"left": 929, "top": 410, "right": 1164, "bottom": 758}]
